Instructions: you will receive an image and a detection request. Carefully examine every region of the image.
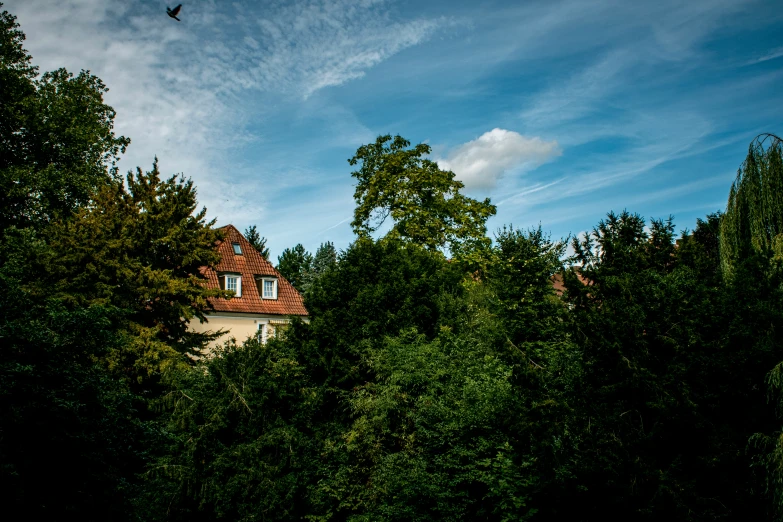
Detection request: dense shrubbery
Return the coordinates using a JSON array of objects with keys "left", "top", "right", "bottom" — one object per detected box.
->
[{"left": 2, "top": 4, "right": 783, "bottom": 520}]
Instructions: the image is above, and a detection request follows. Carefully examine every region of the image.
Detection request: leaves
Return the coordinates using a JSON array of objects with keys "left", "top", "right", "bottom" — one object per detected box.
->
[
  {"left": 721, "top": 134, "right": 783, "bottom": 279},
  {"left": 349, "top": 134, "right": 496, "bottom": 252}
]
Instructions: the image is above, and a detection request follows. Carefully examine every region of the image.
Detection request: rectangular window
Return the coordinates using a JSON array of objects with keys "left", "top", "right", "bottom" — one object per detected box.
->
[
  {"left": 232, "top": 242, "right": 242, "bottom": 255},
  {"left": 225, "top": 275, "right": 241, "bottom": 297},
  {"left": 257, "top": 277, "right": 278, "bottom": 300},
  {"left": 269, "top": 322, "right": 289, "bottom": 340}
]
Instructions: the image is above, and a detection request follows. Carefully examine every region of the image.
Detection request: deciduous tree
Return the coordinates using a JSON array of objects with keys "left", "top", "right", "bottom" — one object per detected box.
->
[
  {"left": 0, "top": 5, "right": 129, "bottom": 232},
  {"left": 349, "top": 134, "right": 496, "bottom": 252}
]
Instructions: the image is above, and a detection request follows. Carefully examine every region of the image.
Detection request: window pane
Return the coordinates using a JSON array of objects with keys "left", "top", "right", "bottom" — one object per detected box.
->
[
  {"left": 263, "top": 280, "right": 274, "bottom": 298},
  {"left": 227, "top": 276, "right": 237, "bottom": 292},
  {"left": 232, "top": 242, "right": 242, "bottom": 255}
]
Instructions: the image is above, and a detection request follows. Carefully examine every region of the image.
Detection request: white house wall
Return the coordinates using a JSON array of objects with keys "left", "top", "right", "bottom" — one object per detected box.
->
[{"left": 190, "top": 312, "right": 303, "bottom": 352}]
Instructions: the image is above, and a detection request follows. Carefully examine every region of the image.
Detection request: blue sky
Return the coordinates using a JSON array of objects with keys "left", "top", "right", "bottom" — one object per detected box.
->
[{"left": 8, "top": 0, "right": 783, "bottom": 260}]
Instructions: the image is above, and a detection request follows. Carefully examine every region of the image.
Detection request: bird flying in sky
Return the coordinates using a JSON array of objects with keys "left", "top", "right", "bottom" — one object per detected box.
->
[{"left": 167, "top": 4, "right": 182, "bottom": 21}]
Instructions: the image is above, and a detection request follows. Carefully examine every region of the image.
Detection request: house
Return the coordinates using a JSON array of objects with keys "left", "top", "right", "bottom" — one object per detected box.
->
[
  {"left": 551, "top": 269, "right": 590, "bottom": 297},
  {"left": 189, "top": 225, "right": 308, "bottom": 350}
]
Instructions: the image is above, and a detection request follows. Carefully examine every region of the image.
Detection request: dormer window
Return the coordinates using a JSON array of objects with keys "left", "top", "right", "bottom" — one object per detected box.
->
[
  {"left": 232, "top": 242, "right": 242, "bottom": 255},
  {"left": 256, "top": 276, "right": 278, "bottom": 300},
  {"left": 219, "top": 273, "right": 242, "bottom": 297}
]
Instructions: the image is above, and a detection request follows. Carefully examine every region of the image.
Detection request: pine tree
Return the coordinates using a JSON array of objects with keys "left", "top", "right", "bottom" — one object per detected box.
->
[
  {"left": 300, "top": 241, "right": 337, "bottom": 293},
  {"left": 244, "top": 225, "right": 270, "bottom": 260},
  {"left": 277, "top": 243, "right": 313, "bottom": 292}
]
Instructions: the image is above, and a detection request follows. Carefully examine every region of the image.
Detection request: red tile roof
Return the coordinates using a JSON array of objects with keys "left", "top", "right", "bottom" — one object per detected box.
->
[
  {"left": 200, "top": 225, "right": 308, "bottom": 316},
  {"left": 551, "top": 269, "right": 590, "bottom": 297}
]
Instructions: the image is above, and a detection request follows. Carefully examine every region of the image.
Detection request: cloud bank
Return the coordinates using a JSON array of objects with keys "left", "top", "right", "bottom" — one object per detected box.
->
[{"left": 437, "top": 129, "right": 561, "bottom": 190}]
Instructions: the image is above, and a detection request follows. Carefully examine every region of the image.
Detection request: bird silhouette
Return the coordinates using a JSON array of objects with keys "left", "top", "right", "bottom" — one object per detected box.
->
[{"left": 167, "top": 4, "right": 182, "bottom": 21}]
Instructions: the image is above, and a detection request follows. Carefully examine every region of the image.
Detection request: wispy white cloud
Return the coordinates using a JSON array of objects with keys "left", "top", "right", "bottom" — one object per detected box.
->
[
  {"left": 496, "top": 178, "right": 566, "bottom": 207},
  {"left": 5, "top": 0, "right": 780, "bottom": 257},
  {"left": 191, "top": 0, "right": 448, "bottom": 99},
  {"left": 437, "top": 129, "right": 561, "bottom": 189},
  {"left": 7, "top": 0, "right": 447, "bottom": 241},
  {"left": 520, "top": 49, "right": 633, "bottom": 128},
  {"left": 746, "top": 46, "right": 783, "bottom": 65}
]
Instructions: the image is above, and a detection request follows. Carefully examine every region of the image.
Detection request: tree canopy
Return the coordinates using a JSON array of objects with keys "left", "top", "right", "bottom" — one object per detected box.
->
[
  {"left": 720, "top": 133, "right": 783, "bottom": 278},
  {"left": 349, "top": 134, "right": 497, "bottom": 252},
  {"left": 4, "top": 4, "right": 783, "bottom": 520},
  {"left": 277, "top": 243, "right": 313, "bottom": 292},
  {"left": 0, "top": 19, "right": 129, "bottom": 231}
]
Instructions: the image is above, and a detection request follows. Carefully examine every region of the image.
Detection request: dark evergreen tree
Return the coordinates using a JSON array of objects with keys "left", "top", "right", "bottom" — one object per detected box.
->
[
  {"left": 243, "top": 224, "right": 270, "bottom": 259},
  {"left": 300, "top": 241, "right": 338, "bottom": 293},
  {"left": 0, "top": 228, "right": 149, "bottom": 521},
  {"left": 543, "top": 209, "right": 777, "bottom": 521},
  {"left": 47, "top": 160, "right": 229, "bottom": 384},
  {"left": 277, "top": 243, "right": 313, "bottom": 292},
  {"left": 312, "top": 241, "right": 337, "bottom": 273}
]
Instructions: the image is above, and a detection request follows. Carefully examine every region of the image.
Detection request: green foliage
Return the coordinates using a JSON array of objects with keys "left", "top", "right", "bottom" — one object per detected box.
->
[
  {"left": 244, "top": 224, "right": 270, "bottom": 259},
  {"left": 349, "top": 134, "right": 496, "bottom": 252},
  {"left": 312, "top": 329, "right": 536, "bottom": 522},
  {"left": 301, "top": 241, "right": 338, "bottom": 293},
  {"left": 141, "top": 337, "right": 321, "bottom": 521},
  {"left": 47, "top": 160, "right": 228, "bottom": 381},
  {"left": 312, "top": 241, "right": 337, "bottom": 274},
  {"left": 551, "top": 210, "right": 780, "bottom": 520},
  {"left": 278, "top": 243, "right": 313, "bottom": 292},
  {"left": 3, "top": 15, "right": 783, "bottom": 517},
  {"left": 487, "top": 225, "right": 567, "bottom": 346},
  {"left": 0, "top": 6, "right": 129, "bottom": 232},
  {"left": 297, "top": 237, "right": 463, "bottom": 390},
  {"left": 0, "top": 4, "right": 37, "bottom": 171},
  {"left": 721, "top": 134, "right": 783, "bottom": 279},
  {"left": 676, "top": 212, "right": 722, "bottom": 284},
  {"left": 0, "top": 228, "right": 149, "bottom": 520}
]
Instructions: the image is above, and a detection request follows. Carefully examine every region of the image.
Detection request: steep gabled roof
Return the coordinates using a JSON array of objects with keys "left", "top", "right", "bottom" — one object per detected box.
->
[{"left": 200, "top": 225, "right": 308, "bottom": 316}]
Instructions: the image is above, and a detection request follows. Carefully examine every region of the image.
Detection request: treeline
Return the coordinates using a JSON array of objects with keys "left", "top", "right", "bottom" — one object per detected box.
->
[{"left": 2, "top": 5, "right": 783, "bottom": 521}]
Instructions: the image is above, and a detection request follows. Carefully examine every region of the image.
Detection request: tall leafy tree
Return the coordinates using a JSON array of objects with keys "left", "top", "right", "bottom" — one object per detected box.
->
[
  {"left": 720, "top": 133, "right": 783, "bottom": 278},
  {"left": 0, "top": 4, "right": 36, "bottom": 170},
  {"left": 0, "top": 4, "right": 129, "bottom": 232},
  {"left": 723, "top": 135, "right": 783, "bottom": 518},
  {"left": 244, "top": 224, "right": 270, "bottom": 259},
  {"left": 277, "top": 243, "right": 313, "bottom": 292},
  {"left": 349, "top": 134, "right": 496, "bottom": 252}
]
